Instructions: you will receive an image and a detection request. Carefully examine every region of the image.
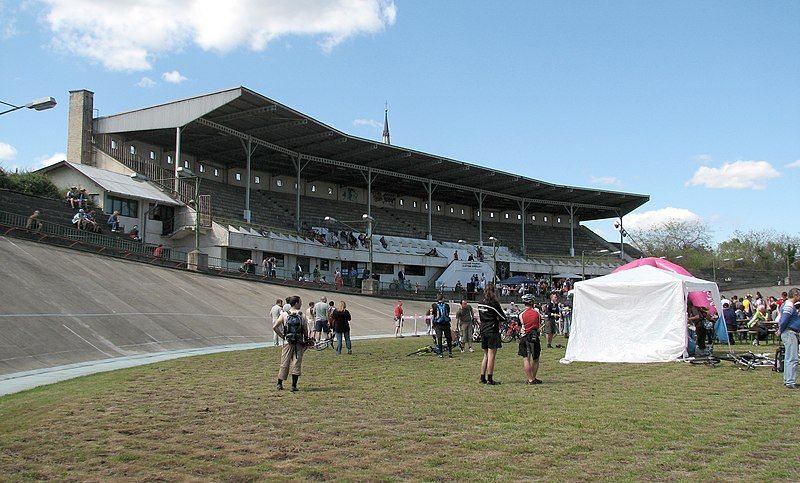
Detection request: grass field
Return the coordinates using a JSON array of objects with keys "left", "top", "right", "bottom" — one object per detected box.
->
[{"left": 1, "top": 336, "right": 798, "bottom": 481}]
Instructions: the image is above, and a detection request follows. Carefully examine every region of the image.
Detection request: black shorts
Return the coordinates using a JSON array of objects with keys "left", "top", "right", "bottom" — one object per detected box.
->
[
  {"left": 518, "top": 332, "right": 541, "bottom": 360},
  {"left": 314, "top": 319, "right": 329, "bottom": 332},
  {"left": 481, "top": 332, "right": 502, "bottom": 350}
]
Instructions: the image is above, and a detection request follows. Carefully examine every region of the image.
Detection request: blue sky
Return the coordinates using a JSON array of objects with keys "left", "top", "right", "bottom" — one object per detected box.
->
[{"left": 1, "top": 0, "right": 798, "bottom": 243}]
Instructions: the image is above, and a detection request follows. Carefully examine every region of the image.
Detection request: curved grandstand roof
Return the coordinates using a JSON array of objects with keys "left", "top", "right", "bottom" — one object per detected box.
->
[{"left": 94, "top": 86, "right": 648, "bottom": 220}]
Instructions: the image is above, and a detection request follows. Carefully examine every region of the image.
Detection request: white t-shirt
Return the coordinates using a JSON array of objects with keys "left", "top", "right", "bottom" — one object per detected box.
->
[{"left": 270, "top": 304, "right": 282, "bottom": 323}]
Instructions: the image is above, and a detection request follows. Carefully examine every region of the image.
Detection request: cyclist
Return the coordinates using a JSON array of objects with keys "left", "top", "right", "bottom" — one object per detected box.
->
[
  {"left": 519, "top": 294, "right": 543, "bottom": 385},
  {"left": 478, "top": 283, "right": 504, "bottom": 385}
]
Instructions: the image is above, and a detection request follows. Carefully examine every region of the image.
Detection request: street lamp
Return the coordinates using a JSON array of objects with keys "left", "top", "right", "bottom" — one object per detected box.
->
[
  {"left": 0, "top": 97, "right": 57, "bottom": 116},
  {"left": 325, "top": 214, "right": 375, "bottom": 292}
]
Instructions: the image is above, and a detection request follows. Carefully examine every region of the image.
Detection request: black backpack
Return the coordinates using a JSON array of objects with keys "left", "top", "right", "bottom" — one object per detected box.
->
[
  {"left": 285, "top": 312, "right": 304, "bottom": 344},
  {"left": 774, "top": 346, "right": 785, "bottom": 373},
  {"left": 435, "top": 302, "right": 451, "bottom": 325}
]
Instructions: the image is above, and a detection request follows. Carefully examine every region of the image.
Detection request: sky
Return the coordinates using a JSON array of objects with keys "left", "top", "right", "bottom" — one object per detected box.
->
[{"left": 1, "top": 0, "right": 798, "bottom": 244}]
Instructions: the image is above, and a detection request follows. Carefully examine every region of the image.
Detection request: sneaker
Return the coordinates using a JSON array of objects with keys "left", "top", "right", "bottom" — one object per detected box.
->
[
  {"left": 348, "top": 350, "right": 352, "bottom": 355},
  {"left": 468, "top": 347, "right": 474, "bottom": 353},
  {"left": 786, "top": 384, "right": 800, "bottom": 390},
  {"left": 438, "top": 354, "right": 444, "bottom": 358},
  {"left": 448, "top": 354, "right": 453, "bottom": 358},
  {"left": 276, "top": 382, "right": 283, "bottom": 391},
  {"left": 547, "top": 344, "right": 553, "bottom": 348},
  {"left": 487, "top": 380, "right": 501, "bottom": 385},
  {"left": 290, "top": 386, "right": 298, "bottom": 392},
  {"left": 460, "top": 348, "right": 465, "bottom": 353},
  {"left": 533, "top": 379, "right": 543, "bottom": 384}
]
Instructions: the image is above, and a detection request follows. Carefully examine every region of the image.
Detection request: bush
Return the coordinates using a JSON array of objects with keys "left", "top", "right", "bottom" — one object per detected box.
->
[{"left": 4, "top": 171, "right": 62, "bottom": 200}]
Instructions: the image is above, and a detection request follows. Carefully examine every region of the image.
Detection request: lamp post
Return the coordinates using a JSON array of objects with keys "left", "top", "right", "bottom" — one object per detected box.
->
[
  {"left": 325, "top": 214, "right": 375, "bottom": 292},
  {"left": 0, "top": 97, "right": 57, "bottom": 116}
]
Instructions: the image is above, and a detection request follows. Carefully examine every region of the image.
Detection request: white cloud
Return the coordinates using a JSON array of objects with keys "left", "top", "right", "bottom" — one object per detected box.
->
[
  {"left": 590, "top": 176, "right": 621, "bottom": 186},
  {"left": 0, "top": 141, "right": 18, "bottom": 162},
  {"left": 136, "top": 76, "right": 156, "bottom": 88},
  {"left": 353, "top": 118, "right": 382, "bottom": 130},
  {"left": 37, "top": 152, "right": 66, "bottom": 168},
  {"left": 786, "top": 159, "right": 800, "bottom": 169},
  {"left": 161, "top": 70, "right": 187, "bottom": 84},
  {"left": 42, "top": 0, "right": 398, "bottom": 71},
  {"left": 692, "top": 154, "right": 712, "bottom": 163},
  {"left": 686, "top": 160, "right": 780, "bottom": 190},
  {"left": 622, "top": 207, "right": 702, "bottom": 231},
  {"left": 0, "top": 0, "right": 18, "bottom": 39}
]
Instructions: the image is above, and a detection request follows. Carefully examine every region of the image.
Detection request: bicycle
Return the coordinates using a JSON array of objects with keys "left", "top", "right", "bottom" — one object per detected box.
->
[
  {"left": 308, "top": 334, "right": 335, "bottom": 351},
  {"left": 500, "top": 316, "right": 521, "bottom": 343}
]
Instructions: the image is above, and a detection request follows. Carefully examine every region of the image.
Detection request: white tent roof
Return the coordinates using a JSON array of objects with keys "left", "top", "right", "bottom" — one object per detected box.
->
[{"left": 563, "top": 265, "right": 723, "bottom": 363}]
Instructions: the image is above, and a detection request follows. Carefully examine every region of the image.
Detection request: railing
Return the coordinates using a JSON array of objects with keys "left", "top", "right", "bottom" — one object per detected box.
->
[{"left": 92, "top": 133, "right": 195, "bottom": 205}]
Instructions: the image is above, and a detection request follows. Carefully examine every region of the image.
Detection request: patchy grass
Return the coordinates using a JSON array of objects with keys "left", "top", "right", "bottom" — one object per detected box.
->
[{"left": 0, "top": 337, "right": 798, "bottom": 481}]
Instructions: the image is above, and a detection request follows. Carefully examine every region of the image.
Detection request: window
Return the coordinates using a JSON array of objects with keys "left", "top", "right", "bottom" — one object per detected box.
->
[
  {"left": 311, "top": 184, "right": 316, "bottom": 192},
  {"left": 436, "top": 205, "right": 441, "bottom": 212},
  {"left": 320, "top": 259, "right": 330, "bottom": 271},
  {"left": 544, "top": 216, "right": 548, "bottom": 222},
  {"left": 504, "top": 213, "right": 509, "bottom": 219},
  {"left": 404, "top": 265, "right": 425, "bottom": 276},
  {"left": 294, "top": 182, "right": 298, "bottom": 190},
  {"left": 372, "top": 263, "right": 394, "bottom": 275},
  {"left": 461, "top": 209, "right": 465, "bottom": 215},
  {"left": 129, "top": 145, "right": 136, "bottom": 155},
  {"left": 449, "top": 207, "right": 454, "bottom": 214},
  {"left": 235, "top": 173, "right": 242, "bottom": 181},
  {"left": 412, "top": 201, "right": 417, "bottom": 208},
  {"left": 276, "top": 179, "right": 283, "bottom": 187},
  {"left": 557, "top": 217, "right": 561, "bottom": 223},
  {"left": 166, "top": 155, "right": 172, "bottom": 164},
  {"left": 254, "top": 176, "right": 260, "bottom": 184},
  {"left": 226, "top": 247, "right": 252, "bottom": 264},
  {"left": 424, "top": 203, "right": 428, "bottom": 210},
  {"left": 183, "top": 160, "right": 189, "bottom": 168},
  {"left": 105, "top": 195, "right": 139, "bottom": 218},
  {"left": 111, "top": 139, "right": 117, "bottom": 150},
  {"left": 263, "top": 252, "right": 285, "bottom": 268},
  {"left": 531, "top": 215, "right": 536, "bottom": 221},
  {"left": 328, "top": 187, "right": 334, "bottom": 195},
  {"left": 149, "top": 151, "right": 156, "bottom": 160},
  {"left": 214, "top": 168, "right": 219, "bottom": 177},
  {"left": 490, "top": 212, "right": 495, "bottom": 218},
  {"left": 399, "top": 199, "right": 404, "bottom": 206},
  {"left": 517, "top": 214, "right": 522, "bottom": 220},
  {"left": 477, "top": 211, "right": 481, "bottom": 218},
  {"left": 198, "top": 164, "right": 205, "bottom": 173}
]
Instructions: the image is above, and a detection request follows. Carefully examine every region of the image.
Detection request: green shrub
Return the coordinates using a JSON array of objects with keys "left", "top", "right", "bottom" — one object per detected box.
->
[
  {"left": 0, "top": 168, "right": 10, "bottom": 190},
  {"left": 5, "top": 171, "right": 62, "bottom": 199}
]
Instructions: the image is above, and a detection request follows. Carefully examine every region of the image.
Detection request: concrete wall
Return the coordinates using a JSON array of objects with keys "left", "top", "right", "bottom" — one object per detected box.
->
[{"left": 67, "top": 90, "right": 93, "bottom": 165}]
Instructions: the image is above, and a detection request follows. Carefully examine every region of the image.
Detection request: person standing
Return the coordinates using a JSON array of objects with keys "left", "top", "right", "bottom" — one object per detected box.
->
[
  {"left": 432, "top": 295, "right": 453, "bottom": 358},
  {"left": 776, "top": 288, "right": 800, "bottom": 389},
  {"left": 543, "top": 293, "right": 560, "bottom": 348},
  {"left": 456, "top": 299, "right": 475, "bottom": 353},
  {"left": 273, "top": 295, "right": 309, "bottom": 392},
  {"left": 270, "top": 299, "right": 284, "bottom": 346},
  {"left": 306, "top": 301, "right": 316, "bottom": 339},
  {"left": 332, "top": 301, "right": 353, "bottom": 355},
  {"left": 518, "top": 294, "right": 542, "bottom": 385},
  {"left": 313, "top": 296, "right": 330, "bottom": 342},
  {"left": 687, "top": 300, "right": 707, "bottom": 355},
  {"left": 394, "top": 300, "right": 404, "bottom": 337},
  {"left": 478, "top": 283, "right": 504, "bottom": 384}
]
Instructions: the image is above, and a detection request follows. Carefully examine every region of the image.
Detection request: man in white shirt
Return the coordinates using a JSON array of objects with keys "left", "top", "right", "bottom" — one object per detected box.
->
[{"left": 270, "top": 299, "right": 284, "bottom": 346}]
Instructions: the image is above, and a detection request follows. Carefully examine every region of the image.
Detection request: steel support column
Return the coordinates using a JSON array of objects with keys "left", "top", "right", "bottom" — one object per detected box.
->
[
  {"left": 423, "top": 181, "right": 436, "bottom": 241},
  {"left": 519, "top": 199, "right": 531, "bottom": 255},
  {"left": 292, "top": 155, "right": 310, "bottom": 232},
  {"left": 361, "top": 168, "right": 378, "bottom": 219},
  {"left": 566, "top": 205, "right": 576, "bottom": 257},
  {"left": 174, "top": 126, "right": 181, "bottom": 191},
  {"left": 619, "top": 214, "right": 624, "bottom": 259},
  {"left": 240, "top": 135, "right": 256, "bottom": 222},
  {"left": 475, "top": 191, "right": 486, "bottom": 246}
]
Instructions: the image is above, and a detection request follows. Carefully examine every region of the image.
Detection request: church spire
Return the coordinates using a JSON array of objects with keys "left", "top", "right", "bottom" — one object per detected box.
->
[{"left": 382, "top": 102, "right": 390, "bottom": 145}]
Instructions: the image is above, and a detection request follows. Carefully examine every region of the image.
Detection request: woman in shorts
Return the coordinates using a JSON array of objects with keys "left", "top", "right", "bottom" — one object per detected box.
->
[{"left": 479, "top": 283, "right": 504, "bottom": 385}]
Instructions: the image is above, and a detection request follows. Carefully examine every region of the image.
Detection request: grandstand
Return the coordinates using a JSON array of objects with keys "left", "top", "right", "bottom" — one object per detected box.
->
[{"left": 57, "top": 87, "right": 648, "bottom": 288}]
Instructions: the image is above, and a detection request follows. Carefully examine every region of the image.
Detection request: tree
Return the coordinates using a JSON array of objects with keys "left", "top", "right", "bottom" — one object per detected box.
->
[
  {"left": 628, "top": 219, "right": 713, "bottom": 262},
  {"left": 718, "top": 230, "right": 800, "bottom": 271}
]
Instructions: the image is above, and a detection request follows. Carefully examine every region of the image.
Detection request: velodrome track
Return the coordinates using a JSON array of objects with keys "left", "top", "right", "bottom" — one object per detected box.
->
[{"left": 0, "top": 236, "right": 435, "bottom": 387}]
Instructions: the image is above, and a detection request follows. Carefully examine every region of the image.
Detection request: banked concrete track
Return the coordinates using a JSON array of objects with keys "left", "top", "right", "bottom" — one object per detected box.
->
[{"left": 0, "top": 236, "right": 436, "bottom": 377}]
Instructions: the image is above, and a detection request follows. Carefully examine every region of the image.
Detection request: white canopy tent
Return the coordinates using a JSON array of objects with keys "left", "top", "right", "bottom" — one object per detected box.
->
[{"left": 563, "top": 265, "right": 725, "bottom": 363}]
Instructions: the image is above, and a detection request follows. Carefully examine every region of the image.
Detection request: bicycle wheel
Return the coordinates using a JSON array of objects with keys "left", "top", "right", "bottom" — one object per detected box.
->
[
  {"left": 500, "top": 324, "right": 514, "bottom": 343},
  {"left": 313, "top": 340, "right": 331, "bottom": 351},
  {"left": 689, "top": 356, "right": 721, "bottom": 366}
]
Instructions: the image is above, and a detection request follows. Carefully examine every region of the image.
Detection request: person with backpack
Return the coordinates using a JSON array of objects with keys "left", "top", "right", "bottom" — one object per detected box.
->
[
  {"left": 478, "top": 283, "right": 504, "bottom": 385},
  {"left": 272, "top": 295, "right": 309, "bottom": 392},
  {"left": 432, "top": 295, "right": 453, "bottom": 358}
]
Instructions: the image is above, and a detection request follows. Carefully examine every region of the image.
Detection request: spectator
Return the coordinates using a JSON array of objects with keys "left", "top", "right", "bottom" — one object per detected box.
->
[
  {"left": 66, "top": 187, "right": 79, "bottom": 209},
  {"left": 456, "top": 299, "right": 475, "bottom": 353},
  {"left": 453, "top": 251, "right": 459, "bottom": 261},
  {"left": 294, "top": 262, "right": 303, "bottom": 281},
  {"left": 153, "top": 244, "right": 164, "bottom": 258},
  {"left": 83, "top": 210, "right": 100, "bottom": 233},
  {"left": 722, "top": 300, "right": 737, "bottom": 345},
  {"left": 748, "top": 305, "right": 769, "bottom": 346},
  {"left": 314, "top": 296, "right": 330, "bottom": 342},
  {"left": 272, "top": 295, "right": 309, "bottom": 392},
  {"left": 334, "top": 269, "right": 344, "bottom": 289},
  {"left": 394, "top": 300, "right": 404, "bottom": 338},
  {"left": 71, "top": 209, "right": 86, "bottom": 229},
  {"left": 467, "top": 253, "right": 474, "bottom": 261},
  {"left": 107, "top": 210, "right": 120, "bottom": 232},
  {"left": 424, "top": 306, "right": 434, "bottom": 335},
  {"left": 270, "top": 299, "right": 284, "bottom": 347},
  {"left": 305, "top": 302, "right": 316, "bottom": 337},
  {"left": 129, "top": 225, "right": 141, "bottom": 241},
  {"left": 380, "top": 235, "right": 388, "bottom": 249},
  {"left": 476, "top": 246, "right": 484, "bottom": 262},
  {"left": 777, "top": 288, "right": 800, "bottom": 389},
  {"left": 432, "top": 295, "right": 453, "bottom": 358},
  {"left": 312, "top": 265, "right": 321, "bottom": 283},
  {"left": 332, "top": 301, "right": 353, "bottom": 355},
  {"left": 543, "top": 293, "right": 560, "bottom": 348},
  {"left": 25, "top": 210, "right": 41, "bottom": 230},
  {"left": 397, "top": 268, "right": 405, "bottom": 287},
  {"left": 76, "top": 188, "right": 87, "bottom": 209},
  {"left": 687, "top": 300, "right": 707, "bottom": 355}
]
